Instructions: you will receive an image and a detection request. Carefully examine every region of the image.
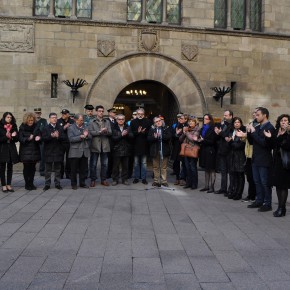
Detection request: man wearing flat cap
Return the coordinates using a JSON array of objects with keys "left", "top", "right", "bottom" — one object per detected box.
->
[
  {"left": 34, "top": 108, "right": 47, "bottom": 176},
  {"left": 106, "top": 108, "right": 117, "bottom": 179},
  {"left": 57, "top": 109, "right": 74, "bottom": 179},
  {"left": 84, "top": 104, "right": 95, "bottom": 128}
]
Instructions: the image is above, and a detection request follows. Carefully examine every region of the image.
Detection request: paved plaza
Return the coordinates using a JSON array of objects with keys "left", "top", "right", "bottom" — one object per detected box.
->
[{"left": 0, "top": 171, "right": 290, "bottom": 290}]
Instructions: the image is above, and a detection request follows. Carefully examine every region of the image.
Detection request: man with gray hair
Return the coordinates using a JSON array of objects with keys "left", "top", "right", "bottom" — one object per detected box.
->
[
  {"left": 67, "top": 114, "right": 91, "bottom": 190},
  {"left": 130, "top": 108, "right": 152, "bottom": 184}
]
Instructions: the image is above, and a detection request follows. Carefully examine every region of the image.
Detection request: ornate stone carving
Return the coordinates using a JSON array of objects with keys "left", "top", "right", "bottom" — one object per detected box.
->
[
  {"left": 0, "top": 23, "right": 34, "bottom": 52},
  {"left": 181, "top": 44, "right": 198, "bottom": 61},
  {"left": 139, "top": 29, "right": 159, "bottom": 52},
  {"left": 97, "top": 40, "right": 115, "bottom": 57}
]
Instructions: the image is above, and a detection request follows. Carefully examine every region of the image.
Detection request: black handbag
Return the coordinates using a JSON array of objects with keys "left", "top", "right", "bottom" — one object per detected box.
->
[{"left": 280, "top": 148, "right": 290, "bottom": 170}]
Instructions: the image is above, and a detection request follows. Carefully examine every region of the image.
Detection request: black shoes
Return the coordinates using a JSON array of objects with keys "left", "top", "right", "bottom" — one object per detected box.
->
[
  {"left": 247, "top": 202, "right": 263, "bottom": 208},
  {"left": 43, "top": 185, "right": 50, "bottom": 191},
  {"left": 258, "top": 205, "right": 272, "bottom": 212},
  {"left": 72, "top": 185, "right": 77, "bottom": 190},
  {"left": 273, "top": 207, "right": 286, "bottom": 217},
  {"left": 161, "top": 183, "right": 169, "bottom": 187},
  {"left": 55, "top": 185, "right": 63, "bottom": 190},
  {"left": 133, "top": 179, "right": 139, "bottom": 184},
  {"left": 152, "top": 182, "right": 160, "bottom": 187},
  {"left": 207, "top": 188, "right": 215, "bottom": 193},
  {"left": 80, "top": 185, "right": 89, "bottom": 188},
  {"left": 183, "top": 185, "right": 191, "bottom": 189},
  {"left": 142, "top": 179, "right": 148, "bottom": 185},
  {"left": 214, "top": 189, "right": 227, "bottom": 194},
  {"left": 200, "top": 187, "right": 209, "bottom": 192}
]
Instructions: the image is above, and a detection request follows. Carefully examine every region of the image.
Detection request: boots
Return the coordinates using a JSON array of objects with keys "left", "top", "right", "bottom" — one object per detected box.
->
[
  {"left": 200, "top": 171, "right": 209, "bottom": 191},
  {"left": 207, "top": 171, "right": 215, "bottom": 193},
  {"left": 273, "top": 188, "right": 288, "bottom": 217}
]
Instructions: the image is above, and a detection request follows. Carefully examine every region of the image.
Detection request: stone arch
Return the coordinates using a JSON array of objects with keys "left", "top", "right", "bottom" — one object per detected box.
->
[{"left": 86, "top": 53, "right": 207, "bottom": 115}]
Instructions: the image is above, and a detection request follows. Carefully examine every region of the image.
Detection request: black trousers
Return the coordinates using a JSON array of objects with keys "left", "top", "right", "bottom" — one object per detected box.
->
[
  {"left": 112, "top": 156, "right": 129, "bottom": 181},
  {"left": 245, "top": 158, "right": 256, "bottom": 200},
  {"left": 70, "top": 155, "right": 88, "bottom": 186},
  {"left": 0, "top": 162, "right": 13, "bottom": 186},
  {"left": 218, "top": 154, "right": 231, "bottom": 192},
  {"left": 23, "top": 162, "right": 36, "bottom": 187},
  {"left": 61, "top": 143, "right": 71, "bottom": 178},
  {"left": 107, "top": 152, "right": 113, "bottom": 178},
  {"left": 231, "top": 172, "right": 245, "bottom": 197}
]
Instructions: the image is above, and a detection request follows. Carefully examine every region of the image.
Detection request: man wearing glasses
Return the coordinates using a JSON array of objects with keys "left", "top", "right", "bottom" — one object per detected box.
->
[
  {"left": 148, "top": 116, "right": 172, "bottom": 187},
  {"left": 111, "top": 114, "right": 133, "bottom": 185},
  {"left": 130, "top": 108, "right": 152, "bottom": 184},
  {"left": 88, "top": 105, "right": 112, "bottom": 187}
]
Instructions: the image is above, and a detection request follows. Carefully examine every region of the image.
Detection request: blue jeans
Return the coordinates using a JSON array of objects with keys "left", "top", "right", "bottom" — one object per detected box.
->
[
  {"left": 252, "top": 165, "right": 272, "bottom": 206},
  {"left": 133, "top": 155, "right": 147, "bottom": 180},
  {"left": 184, "top": 157, "right": 198, "bottom": 188},
  {"left": 89, "top": 152, "right": 108, "bottom": 182}
]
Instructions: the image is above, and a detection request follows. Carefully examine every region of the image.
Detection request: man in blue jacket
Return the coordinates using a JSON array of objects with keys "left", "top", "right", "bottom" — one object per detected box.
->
[{"left": 247, "top": 107, "right": 275, "bottom": 212}]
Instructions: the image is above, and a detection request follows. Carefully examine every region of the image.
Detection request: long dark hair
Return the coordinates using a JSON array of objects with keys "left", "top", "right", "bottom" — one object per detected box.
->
[
  {"left": 203, "top": 114, "right": 214, "bottom": 126},
  {"left": 275, "top": 114, "right": 290, "bottom": 129},
  {"left": 1, "top": 112, "right": 16, "bottom": 125},
  {"left": 231, "top": 116, "right": 246, "bottom": 133}
]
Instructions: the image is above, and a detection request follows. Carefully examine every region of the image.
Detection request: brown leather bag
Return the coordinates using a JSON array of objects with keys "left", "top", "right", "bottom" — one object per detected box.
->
[{"left": 179, "top": 143, "right": 200, "bottom": 158}]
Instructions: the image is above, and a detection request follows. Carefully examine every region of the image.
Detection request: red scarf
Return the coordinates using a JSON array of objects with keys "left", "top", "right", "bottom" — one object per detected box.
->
[{"left": 4, "top": 123, "right": 12, "bottom": 139}]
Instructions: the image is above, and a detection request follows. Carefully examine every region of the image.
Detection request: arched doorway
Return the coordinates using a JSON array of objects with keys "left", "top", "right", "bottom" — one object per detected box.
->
[
  {"left": 86, "top": 53, "right": 207, "bottom": 118},
  {"left": 113, "top": 80, "right": 179, "bottom": 125}
]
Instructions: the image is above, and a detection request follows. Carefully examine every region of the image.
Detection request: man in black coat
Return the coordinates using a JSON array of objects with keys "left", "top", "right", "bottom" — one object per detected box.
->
[
  {"left": 57, "top": 109, "right": 74, "bottom": 179},
  {"left": 247, "top": 107, "right": 275, "bottom": 212},
  {"left": 42, "top": 113, "right": 65, "bottom": 191},
  {"left": 130, "top": 108, "right": 152, "bottom": 184},
  {"left": 111, "top": 114, "right": 133, "bottom": 185},
  {"left": 214, "top": 110, "right": 233, "bottom": 195},
  {"left": 148, "top": 116, "right": 172, "bottom": 187}
]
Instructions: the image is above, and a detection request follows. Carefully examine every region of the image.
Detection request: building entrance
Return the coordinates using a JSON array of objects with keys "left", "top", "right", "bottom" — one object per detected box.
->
[{"left": 113, "top": 80, "right": 180, "bottom": 126}]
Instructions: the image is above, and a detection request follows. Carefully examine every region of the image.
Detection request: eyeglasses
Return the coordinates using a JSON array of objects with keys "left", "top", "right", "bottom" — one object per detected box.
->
[{"left": 117, "top": 119, "right": 125, "bottom": 121}]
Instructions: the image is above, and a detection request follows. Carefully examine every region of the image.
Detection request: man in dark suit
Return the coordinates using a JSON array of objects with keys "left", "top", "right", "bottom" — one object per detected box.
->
[
  {"left": 247, "top": 107, "right": 275, "bottom": 212},
  {"left": 42, "top": 113, "right": 65, "bottom": 191},
  {"left": 106, "top": 108, "right": 117, "bottom": 179}
]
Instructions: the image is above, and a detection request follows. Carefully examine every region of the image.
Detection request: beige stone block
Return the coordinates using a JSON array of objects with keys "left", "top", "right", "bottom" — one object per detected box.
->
[
  {"left": 65, "top": 40, "right": 81, "bottom": 48},
  {"left": 170, "top": 31, "right": 192, "bottom": 40},
  {"left": 54, "top": 32, "right": 73, "bottom": 40},
  {"left": 36, "top": 24, "right": 62, "bottom": 32},
  {"left": 35, "top": 31, "right": 54, "bottom": 39},
  {"left": 61, "top": 26, "right": 80, "bottom": 33}
]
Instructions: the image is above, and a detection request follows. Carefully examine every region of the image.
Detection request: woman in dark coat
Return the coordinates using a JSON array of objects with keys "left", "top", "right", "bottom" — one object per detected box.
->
[
  {"left": 227, "top": 117, "right": 246, "bottom": 200},
  {"left": 199, "top": 114, "right": 218, "bottom": 193},
  {"left": 264, "top": 114, "right": 290, "bottom": 217},
  {"left": 19, "top": 112, "right": 41, "bottom": 190},
  {"left": 0, "top": 112, "right": 19, "bottom": 192}
]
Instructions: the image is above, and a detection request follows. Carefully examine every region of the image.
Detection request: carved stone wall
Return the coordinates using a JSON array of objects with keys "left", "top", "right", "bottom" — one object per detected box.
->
[
  {"left": 0, "top": 23, "right": 34, "bottom": 52},
  {"left": 97, "top": 40, "right": 115, "bottom": 57}
]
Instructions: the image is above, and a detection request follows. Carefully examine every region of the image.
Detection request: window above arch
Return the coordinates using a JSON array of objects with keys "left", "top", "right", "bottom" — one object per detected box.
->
[
  {"left": 127, "top": 0, "right": 181, "bottom": 25},
  {"left": 214, "top": 0, "right": 262, "bottom": 32},
  {"left": 34, "top": 0, "right": 92, "bottom": 19}
]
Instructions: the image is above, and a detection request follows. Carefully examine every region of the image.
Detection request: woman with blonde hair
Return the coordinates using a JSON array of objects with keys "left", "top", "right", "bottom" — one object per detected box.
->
[
  {"left": 19, "top": 112, "right": 41, "bottom": 190},
  {"left": 179, "top": 116, "right": 200, "bottom": 189}
]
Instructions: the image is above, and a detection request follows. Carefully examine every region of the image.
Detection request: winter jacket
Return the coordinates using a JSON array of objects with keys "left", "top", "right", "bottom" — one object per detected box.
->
[{"left": 112, "top": 124, "right": 133, "bottom": 157}]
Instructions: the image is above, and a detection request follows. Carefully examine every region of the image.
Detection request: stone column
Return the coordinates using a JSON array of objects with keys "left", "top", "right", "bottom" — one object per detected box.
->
[
  {"left": 245, "top": 0, "right": 250, "bottom": 30},
  {"left": 162, "top": 0, "right": 168, "bottom": 25},
  {"left": 48, "top": 0, "right": 55, "bottom": 18},
  {"left": 71, "top": 0, "right": 77, "bottom": 19},
  {"left": 227, "top": 0, "right": 232, "bottom": 29},
  {"left": 141, "top": 0, "right": 146, "bottom": 23}
]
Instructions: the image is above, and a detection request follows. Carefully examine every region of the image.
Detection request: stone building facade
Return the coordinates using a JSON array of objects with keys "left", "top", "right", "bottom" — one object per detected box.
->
[{"left": 1, "top": 0, "right": 290, "bottom": 124}]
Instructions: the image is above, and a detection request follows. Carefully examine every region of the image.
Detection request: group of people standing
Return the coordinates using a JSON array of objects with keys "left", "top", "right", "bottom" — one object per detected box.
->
[
  {"left": 171, "top": 107, "right": 290, "bottom": 217},
  {"left": 0, "top": 105, "right": 289, "bottom": 218}
]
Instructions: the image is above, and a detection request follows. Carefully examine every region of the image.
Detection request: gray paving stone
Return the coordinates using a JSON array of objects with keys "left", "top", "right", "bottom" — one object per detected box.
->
[
  {"left": 203, "top": 234, "right": 235, "bottom": 251},
  {"left": 27, "top": 273, "right": 68, "bottom": 290},
  {"left": 0, "top": 248, "right": 22, "bottom": 273},
  {"left": 133, "top": 258, "right": 164, "bottom": 283},
  {"left": 228, "top": 272, "right": 270, "bottom": 290},
  {"left": 214, "top": 250, "right": 253, "bottom": 273},
  {"left": 160, "top": 250, "right": 193, "bottom": 274},
  {"left": 199, "top": 282, "right": 236, "bottom": 290},
  {"left": 189, "top": 256, "right": 229, "bottom": 283},
  {"left": 18, "top": 219, "right": 48, "bottom": 233},
  {"left": 6, "top": 212, "right": 35, "bottom": 223},
  {"left": 65, "top": 256, "right": 102, "bottom": 288},
  {"left": 267, "top": 281, "right": 290, "bottom": 290},
  {"left": 155, "top": 234, "right": 183, "bottom": 251},
  {"left": 132, "top": 238, "right": 159, "bottom": 258},
  {"left": 78, "top": 238, "right": 107, "bottom": 257},
  {"left": 133, "top": 282, "right": 167, "bottom": 290},
  {"left": 2, "top": 232, "right": 36, "bottom": 250},
  {"left": 39, "top": 252, "right": 76, "bottom": 273},
  {"left": 22, "top": 237, "right": 58, "bottom": 257},
  {"left": 53, "top": 233, "right": 84, "bottom": 252},
  {"left": 0, "top": 256, "right": 45, "bottom": 290},
  {"left": 37, "top": 223, "right": 66, "bottom": 238},
  {"left": 101, "top": 256, "right": 132, "bottom": 274},
  {"left": 0, "top": 222, "right": 23, "bottom": 236},
  {"left": 31, "top": 209, "right": 57, "bottom": 221},
  {"left": 165, "top": 274, "right": 201, "bottom": 290},
  {"left": 179, "top": 236, "right": 213, "bottom": 257}
]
